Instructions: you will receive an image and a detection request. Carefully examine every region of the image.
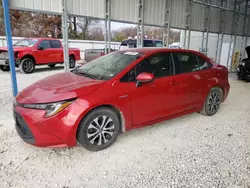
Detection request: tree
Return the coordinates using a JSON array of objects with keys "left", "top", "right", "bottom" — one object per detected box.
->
[{"left": 111, "top": 26, "right": 181, "bottom": 43}]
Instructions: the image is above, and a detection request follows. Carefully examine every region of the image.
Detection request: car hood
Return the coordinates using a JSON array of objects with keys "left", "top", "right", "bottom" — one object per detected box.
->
[
  {"left": 17, "top": 72, "right": 105, "bottom": 103},
  {"left": 0, "top": 46, "right": 28, "bottom": 52}
]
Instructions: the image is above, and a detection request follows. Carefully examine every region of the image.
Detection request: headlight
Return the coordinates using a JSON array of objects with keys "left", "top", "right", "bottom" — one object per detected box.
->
[{"left": 22, "top": 100, "right": 75, "bottom": 118}]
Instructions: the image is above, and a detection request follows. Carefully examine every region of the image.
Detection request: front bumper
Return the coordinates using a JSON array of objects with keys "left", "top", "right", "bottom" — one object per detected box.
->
[
  {"left": 237, "top": 65, "right": 250, "bottom": 79},
  {"left": 13, "top": 99, "right": 87, "bottom": 148},
  {"left": 0, "top": 58, "right": 20, "bottom": 66}
]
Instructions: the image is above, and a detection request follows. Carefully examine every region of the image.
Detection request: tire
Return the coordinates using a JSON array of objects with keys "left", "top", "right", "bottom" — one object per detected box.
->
[
  {"left": 200, "top": 88, "right": 222, "bottom": 116},
  {"left": 48, "top": 64, "right": 56, "bottom": 68},
  {"left": 237, "top": 75, "right": 243, "bottom": 80},
  {"left": 19, "top": 58, "right": 35, "bottom": 74},
  {"left": 69, "top": 56, "right": 76, "bottom": 69},
  {"left": 245, "top": 76, "right": 250, "bottom": 82},
  {"left": 0, "top": 65, "right": 10, "bottom": 71},
  {"left": 77, "top": 107, "right": 120, "bottom": 151}
]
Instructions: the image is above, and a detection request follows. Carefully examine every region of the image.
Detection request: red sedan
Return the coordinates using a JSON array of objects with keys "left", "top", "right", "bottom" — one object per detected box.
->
[{"left": 13, "top": 48, "right": 230, "bottom": 151}]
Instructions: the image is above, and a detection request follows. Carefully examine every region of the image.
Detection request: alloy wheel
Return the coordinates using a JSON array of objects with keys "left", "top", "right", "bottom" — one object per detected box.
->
[
  {"left": 23, "top": 60, "right": 34, "bottom": 72},
  {"left": 87, "top": 116, "right": 115, "bottom": 146},
  {"left": 207, "top": 91, "right": 220, "bottom": 114}
]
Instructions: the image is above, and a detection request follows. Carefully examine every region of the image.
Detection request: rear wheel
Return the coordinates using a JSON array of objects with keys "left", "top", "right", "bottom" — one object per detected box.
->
[
  {"left": 200, "top": 88, "right": 222, "bottom": 116},
  {"left": 48, "top": 64, "right": 56, "bottom": 68},
  {"left": 19, "top": 58, "right": 35, "bottom": 74},
  {"left": 0, "top": 65, "right": 10, "bottom": 71},
  {"left": 69, "top": 56, "right": 76, "bottom": 69},
  {"left": 77, "top": 107, "right": 120, "bottom": 151}
]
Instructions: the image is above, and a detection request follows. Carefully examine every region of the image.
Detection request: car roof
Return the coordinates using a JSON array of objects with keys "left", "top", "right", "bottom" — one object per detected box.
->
[
  {"left": 24, "top": 37, "right": 60, "bottom": 41},
  {"left": 121, "top": 39, "right": 162, "bottom": 42},
  {"left": 120, "top": 47, "right": 201, "bottom": 55}
]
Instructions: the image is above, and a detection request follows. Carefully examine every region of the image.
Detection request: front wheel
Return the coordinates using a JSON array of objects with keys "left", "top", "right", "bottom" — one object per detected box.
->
[
  {"left": 200, "top": 88, "right": 222, "bottom": 116},
  {"left": 19, "top": 58, "right": 35, "bottom": 74},
  {"left": 0, "top": 65, "right": 10, "bottom": 71},
  {"left": 77, "top": 107, "right": 120, "bottom": 151}
]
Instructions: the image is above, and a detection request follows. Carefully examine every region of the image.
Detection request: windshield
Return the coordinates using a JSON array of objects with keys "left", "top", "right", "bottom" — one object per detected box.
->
[
  {"left": 14, "top": 39, "right": 38, "bottom": 47},
  {"left": 74, "top": 51, "right": 143, "bottom": 80}
]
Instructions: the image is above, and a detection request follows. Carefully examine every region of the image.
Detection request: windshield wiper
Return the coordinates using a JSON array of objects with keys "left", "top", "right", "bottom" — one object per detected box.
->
[{"left": 75, "top": 71, "right": 99, "bottom": 80}]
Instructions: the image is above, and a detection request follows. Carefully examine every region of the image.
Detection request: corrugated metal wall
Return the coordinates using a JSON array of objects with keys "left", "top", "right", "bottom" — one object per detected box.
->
[
  {"left": 10, "top": 0, "right": 62, "bottom": 14},
  {"left": 67, "top": 0, "right": 105, "bottom": 18},
  {"left": 110, "top": 0, "right": 138, "bottom": 23},
  {"left": 9, "top": 0, "right": 250, "bottom": 36}
]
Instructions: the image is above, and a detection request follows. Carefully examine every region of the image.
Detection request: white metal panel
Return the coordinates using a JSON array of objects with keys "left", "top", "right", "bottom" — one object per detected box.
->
[
  {"left": 170, "top": 0, "right": 186, "bottom": 29},
  {"left": 10, "top": 0, "right": 62, "bottom": 14},
  {"left": 224, "top": 11, "right": 234, "bottom": 34},
  {"left": 144, "top": 0, "right": 164, "bottom": 26},
  {"left": 209, "top": 8, "right": 220, "bottom": 33},
  {"left": 191, "top": 3, "right": 204, "bottom": 31},
  {"left": 9, "top": 0, "right": 250, "bottom": 35},
  {"left": 238, "top": 14, "right": 245, "bottom": 35},
  {"left": 110, "top": 0, "right": 138, "bottom": 23},
  {"left": 67, "top": 0, "right": 105, "bottom": 18}
]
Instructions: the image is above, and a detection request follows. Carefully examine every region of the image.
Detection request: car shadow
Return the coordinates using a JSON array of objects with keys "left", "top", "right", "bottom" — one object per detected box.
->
[
  {"left": 34, "top": 66, "right": 64, "bottom": 73},
  {"left": 14, "top": 66, "right": 64, "bottom": 74}
]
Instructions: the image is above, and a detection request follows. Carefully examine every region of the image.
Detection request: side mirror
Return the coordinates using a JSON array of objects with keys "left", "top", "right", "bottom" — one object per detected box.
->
[
  {"left": 37, "top": 46, "right": 44, "bottom": 50},
  {"left": 136, "top": 72, "right": 154, "bottom": 87}
]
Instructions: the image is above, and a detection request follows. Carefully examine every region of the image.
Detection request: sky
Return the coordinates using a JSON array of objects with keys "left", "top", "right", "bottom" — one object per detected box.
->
[{"left": 111, "top": 22, "right": 135, "bottom": 30}]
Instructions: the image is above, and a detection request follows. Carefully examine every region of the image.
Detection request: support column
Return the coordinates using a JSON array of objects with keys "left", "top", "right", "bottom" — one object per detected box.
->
[
  {"left": 201, "top": 0, "right": 212, "bottom": 55},
  {"left": 227, "top": 1, "right": 240, "bottom": 72},
  {"left": 241, "top": 0, "right": 250, "bottom": 59},
  {"left": 2, "top": 0, "right": 18, "bottom": 96},
  {"left": 246, "top": 6, "right": 250, "bottom": 52},
  {"left": 163, "top": 0, "right": 171, "bottom": 47},
  {"left": 104, "top": 0, "right": 111, "bottom": 54},
  {"left": 216, "top": 0, "right": 228, "bottom": 64},
  {"left": 61, "top": 0, "right": 69, "bottom": 72},
  {"left": 183, "top": 0, "right": 192, "bottom": 49},
  {"left": 137, "top": 0, "right": 144, "bottom": 48}
]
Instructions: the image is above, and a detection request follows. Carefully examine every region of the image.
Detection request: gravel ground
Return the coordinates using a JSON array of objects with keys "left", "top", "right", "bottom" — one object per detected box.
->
[{"left": 0, "top": 66, "right": 250, "bottom": 188}]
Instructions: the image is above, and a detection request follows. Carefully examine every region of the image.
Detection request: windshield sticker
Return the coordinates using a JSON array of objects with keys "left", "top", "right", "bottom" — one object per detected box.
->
[{"left": 124, "top": 52, "right": 139, "bottom": 55}]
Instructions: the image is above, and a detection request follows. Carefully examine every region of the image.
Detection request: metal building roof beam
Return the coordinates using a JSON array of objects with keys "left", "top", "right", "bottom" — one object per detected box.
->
[
  {"left": 137, "top": 0, "right": 144, "bottom": 48},
  {"left": 104, "top": 0, "right": 111, "bottom": 54},
  {"left": 61, "top": 0, "right": 69, "bottom": 72},
  {"left": 183, "top": 0, "right": 193, "bottom": 49},
  {"left": 163, "top": 0, "right": 171, "bottom": 47},
  {"left": 216, "top": 0, "right": 228, "bottom": 64}
]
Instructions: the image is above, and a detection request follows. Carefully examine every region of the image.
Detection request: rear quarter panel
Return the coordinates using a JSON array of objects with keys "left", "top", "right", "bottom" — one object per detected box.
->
[
  {"left": 69, "top": 48, "right": 81, "bottom": 60},
  {"left": 199, "top": 64, "right": 230, "bottom": 106}
]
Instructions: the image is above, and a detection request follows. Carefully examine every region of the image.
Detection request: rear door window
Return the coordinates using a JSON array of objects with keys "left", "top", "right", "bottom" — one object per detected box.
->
[
  {"left": 50, "top": 40, "right": 61, "bottom": 48},
  {"left": 155, "top": 40, "right": 163, "bottom": 47},
  {"left": 143, "top": 40, "right": 154, "bottom": 47},
  {"left": 174, "top": 52, "right": 212, "bottom": 74}
]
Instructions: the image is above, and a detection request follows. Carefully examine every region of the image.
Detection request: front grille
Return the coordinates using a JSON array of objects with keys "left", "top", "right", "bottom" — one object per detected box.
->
[{"left": 14, "top": 112, "right": 35, "bottom": 143}]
